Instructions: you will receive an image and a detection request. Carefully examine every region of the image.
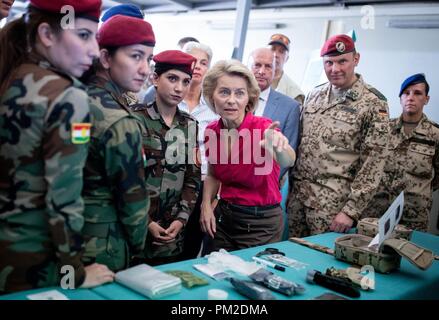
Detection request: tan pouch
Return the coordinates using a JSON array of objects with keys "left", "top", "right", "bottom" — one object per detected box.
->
[
  {"left": 335, "top": 234, "right": 400, "bottom": 273},
  {"left": 383, "top": 238, "right": 434, "bottom": 270},
  {"left": 357, "top": 218, "right": 413, "bottom": 240},
  {"left": 335, "top": 234, "right": 435, "bottom": 273}
]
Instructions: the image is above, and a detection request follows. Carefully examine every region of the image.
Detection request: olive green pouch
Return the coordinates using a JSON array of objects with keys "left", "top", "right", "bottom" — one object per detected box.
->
[
  {"left": 334, "top": 234, "right": 435, "bottom": 273},
  {"left": 165, "top": 270, "right": 209, "bottom": 288},
  {"left": 357, "top": 218, "right": 413, "bottom": 240}
]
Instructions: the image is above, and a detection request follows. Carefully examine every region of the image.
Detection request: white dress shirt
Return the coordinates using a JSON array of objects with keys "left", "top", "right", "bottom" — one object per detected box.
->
[{"left": 254, "top": 87, "right": 271, "bottom": 117}]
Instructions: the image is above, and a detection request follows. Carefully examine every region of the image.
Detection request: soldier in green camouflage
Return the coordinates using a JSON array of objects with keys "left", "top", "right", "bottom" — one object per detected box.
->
[
  {"left": 288, "top": 34, "right": 390, "bottom": 237},
  {"left": 132, "top": 50, "right": 201, "bottom": 265},
  {"left": 81, "top": 15, "right": 156, "bottom": 271},
  {"left": 0, "top": 0, "right": 115, "bottom": 293},
  {"left": 361, "top": 74, "right": 439, "bottom": 232}
]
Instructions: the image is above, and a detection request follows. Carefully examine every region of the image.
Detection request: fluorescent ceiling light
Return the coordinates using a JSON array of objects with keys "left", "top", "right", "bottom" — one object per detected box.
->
[
  {"left": 207, "top": 21, "right": 285, "bottom": 30},
  {"left": 386, "top": 19, "right": 439, "bottom": 29}
]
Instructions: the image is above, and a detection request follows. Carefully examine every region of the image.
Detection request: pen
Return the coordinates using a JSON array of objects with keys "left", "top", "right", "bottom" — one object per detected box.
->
[{"left": 252, "top": 256, "right": 286, "bottom": 271}]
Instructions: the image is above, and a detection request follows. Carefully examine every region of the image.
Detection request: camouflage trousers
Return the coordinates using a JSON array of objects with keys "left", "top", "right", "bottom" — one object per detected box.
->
[
  {"left": 400, "top": 207, "right": 429, "bottom": 232},
  {"left": 361, "top": 191, "right": 430, "bottom": 232},
  {"left": 287, "top": 193, "right": 335, "bottom": 237},
  {"left": 143, "top": 223, "right": 185, "bottom": 262},
  {"left": 0, "top": 217, "right": 60, "bottom": 293},
  {"left": 82, "top": 222, "right": 129, "bottom": 272},
  {"left": 0, "top": 244, "right": 59, "bottom": 294}
]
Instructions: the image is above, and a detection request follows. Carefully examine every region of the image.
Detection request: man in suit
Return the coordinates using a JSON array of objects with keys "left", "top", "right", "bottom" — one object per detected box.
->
[{"left": 249, "top": 47, "right": 301, "bottom": 180}]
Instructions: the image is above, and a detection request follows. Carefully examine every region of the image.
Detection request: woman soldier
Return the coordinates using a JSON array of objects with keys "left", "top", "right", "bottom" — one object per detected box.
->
[
  {"left": 80, "top": 15, "right": 155, "bottom": 271},
  {"left": 0, "top": 0, "right": 114, "bottom": 293}
]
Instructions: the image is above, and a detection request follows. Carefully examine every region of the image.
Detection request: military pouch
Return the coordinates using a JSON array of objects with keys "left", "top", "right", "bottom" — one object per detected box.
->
[
  {"left": 334, "top": 234, "right": 435, "bottom": 273},
  {"left": 165, "top": 270, "right": 209, "bottom": 288},
  {"left": 357, "top": 218, "right": 413, "bottom": 240}
]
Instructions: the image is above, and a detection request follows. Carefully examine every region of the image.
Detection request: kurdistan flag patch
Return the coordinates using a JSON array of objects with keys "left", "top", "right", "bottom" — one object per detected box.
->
[{"left": 72, "top": 123, "right": 91, "bottom": 144}]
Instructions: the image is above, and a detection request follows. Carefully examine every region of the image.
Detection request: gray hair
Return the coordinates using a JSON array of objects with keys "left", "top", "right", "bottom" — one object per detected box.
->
[{"left": 182, "top": 41, "right": 213, "bottom": 66}]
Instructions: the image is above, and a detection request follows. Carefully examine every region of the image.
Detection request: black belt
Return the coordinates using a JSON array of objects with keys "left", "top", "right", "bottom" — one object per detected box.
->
[{"left": 220, "top": 199, "right": 280, "bottom": 217}]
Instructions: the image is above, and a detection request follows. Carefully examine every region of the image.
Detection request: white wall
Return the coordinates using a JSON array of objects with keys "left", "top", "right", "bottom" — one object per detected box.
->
[{"left": 146, "top": 3, "right": 439, "bottom": 120}]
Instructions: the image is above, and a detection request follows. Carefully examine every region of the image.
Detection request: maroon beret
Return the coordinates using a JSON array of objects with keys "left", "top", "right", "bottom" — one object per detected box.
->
[
  {"left": 153, "top": 50, "right": 197, "bottom": 76},
  {"left": 98, "top": 15, "right": 155, "bottom": 47},
  {"left": 29, "top": 0, "right": 102, "bottom": 21},
  {"left": 320, "top": 34, "right": 355, "bottom": 57}
]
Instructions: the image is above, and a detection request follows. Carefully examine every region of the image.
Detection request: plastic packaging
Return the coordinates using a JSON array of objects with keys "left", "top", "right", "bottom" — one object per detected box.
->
[{"left": 230, "top": 278, "right": 276, "bottom": 300}]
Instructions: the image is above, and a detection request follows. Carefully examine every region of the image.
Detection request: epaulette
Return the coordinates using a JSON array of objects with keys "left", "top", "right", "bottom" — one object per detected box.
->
[
  {"left": 130, "top": 103, "right": 148, "bottom": 112},
  {"left": 366, "top": 85, "right": 387, "bottom": 102},
  {"left": 315, "top": 81, "right": 328, "bottom": 88}
]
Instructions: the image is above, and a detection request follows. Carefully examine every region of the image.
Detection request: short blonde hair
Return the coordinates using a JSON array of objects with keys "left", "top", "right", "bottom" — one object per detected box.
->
[{"left": 202, "top": 59, "right": 260, "bottom": 114}]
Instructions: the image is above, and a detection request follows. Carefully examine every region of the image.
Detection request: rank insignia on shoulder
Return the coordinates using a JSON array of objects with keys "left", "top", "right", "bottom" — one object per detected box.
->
[
  {"left": 368, "top": 87, "right": 387, "bottom": 101},
  {"left": 72, "top": 123, "right": 91, "bottom": 144}
]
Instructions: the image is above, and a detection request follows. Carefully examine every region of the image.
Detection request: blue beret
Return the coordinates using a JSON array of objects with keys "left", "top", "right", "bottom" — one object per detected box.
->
[
  {"left": 101, "top": 4, "right": 143, "bottom": 22},
  {"left": 399, "top": 73, "right": 429, "bottom": 97}
]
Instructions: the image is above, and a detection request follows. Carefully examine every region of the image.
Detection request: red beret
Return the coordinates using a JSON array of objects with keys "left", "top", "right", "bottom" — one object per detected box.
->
[
  {"left": 320, "top": 34, "right": 355, "bottom": 57},
  {"left": 153, "top": 50, "right": 197, "bottom": 76},
  {"left": 29, "top": 0, "right": 102, "bottom": 21},
  {"left": 98, "top": 15, "right": 155, "bottom": 47}
]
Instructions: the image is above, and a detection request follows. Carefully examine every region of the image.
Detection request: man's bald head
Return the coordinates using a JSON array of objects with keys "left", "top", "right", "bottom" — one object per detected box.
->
[{"left": 249, "top": 48, "right": 276, "bottom": 91}]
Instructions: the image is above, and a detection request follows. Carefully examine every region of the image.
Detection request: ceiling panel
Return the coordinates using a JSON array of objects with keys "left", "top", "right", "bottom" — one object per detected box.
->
[{"left": 9, "top": 0, "right": 439, "bottom": 15}]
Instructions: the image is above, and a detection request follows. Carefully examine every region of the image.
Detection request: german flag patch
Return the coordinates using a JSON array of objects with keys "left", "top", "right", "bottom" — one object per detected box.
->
[
  {"left": 72, "top": 123, "right": 91, "bottom": 144},
  {"left": 378, "top": 109, "right": 388, "bottom": 118}
]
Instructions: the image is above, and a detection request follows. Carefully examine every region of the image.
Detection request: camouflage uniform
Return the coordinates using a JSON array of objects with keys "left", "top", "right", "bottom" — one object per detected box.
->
[
  {"left": 288, "top": 74, "right": 389, "bottom": 237},
  {"left": 132, "top": 103, "right": 201, "bottom": 260},
  {"left": 0, "top": 57, "right": 90, "bottom": 293},
  {"left": 361, "top": 114, "right": 439, "bottom": 231},
  {"left": 81, "top": 75, "right": 149, "bottom": 271},
  {"left": 123, "top": 91, "right": 139, "bottom": 106}
]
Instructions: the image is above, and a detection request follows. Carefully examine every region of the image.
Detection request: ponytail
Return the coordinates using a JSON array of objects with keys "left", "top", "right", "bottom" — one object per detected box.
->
[
  {"left": 0, "top": 6, "right": 63, "bottom": 96},
  {"left": 0, "top": 16, "right": 27, "bottom": 95}
]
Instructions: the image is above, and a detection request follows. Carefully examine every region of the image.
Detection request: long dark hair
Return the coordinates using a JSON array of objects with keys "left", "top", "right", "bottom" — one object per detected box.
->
[
  {"left": 80, "top": 46, "right": 119, "bottom": 83},
  {"left": 0, "top": 6, "right": 62, "bottom": 95}
]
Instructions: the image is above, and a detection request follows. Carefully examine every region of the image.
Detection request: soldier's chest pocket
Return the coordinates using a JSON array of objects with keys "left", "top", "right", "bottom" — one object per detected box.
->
[
  {"left": 142, "top": 134, "right": 165, "bottom": 168},
  {"left": 302, "top": 107, "right": 321, "bottom": 140},
  {"left": 322, "top": 111, "right": 358, "bottom": 149},
  {"left": 406, "top": 142, "right": 435, "bottom": 177}
]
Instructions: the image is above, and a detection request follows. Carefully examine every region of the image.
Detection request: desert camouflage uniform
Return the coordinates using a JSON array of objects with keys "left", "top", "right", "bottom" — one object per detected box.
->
[
  {"left": 288, "top": 74, "right": 389, "bottom": 236},
  {"left": 361, "top": 114, "right": 439, "bottom": 231},
  {"left": 132, "top": 102, "right": 201, "bottom": 260},
  {"left": 81, "top": 75, "right": 149, "bottom": 271},
  {"left": 0, "top": 57, "right": 90, "bottom": 293}
]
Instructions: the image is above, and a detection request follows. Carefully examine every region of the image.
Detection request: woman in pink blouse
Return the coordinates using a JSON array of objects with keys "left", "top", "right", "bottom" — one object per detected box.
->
[{"left": 200, "top": 59, "right": 296, "bottom": 251}]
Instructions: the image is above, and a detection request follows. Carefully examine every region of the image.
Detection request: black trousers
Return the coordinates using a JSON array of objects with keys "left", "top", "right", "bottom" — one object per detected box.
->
[{"left": 180, "top": 182, "right": 204, "bottom": 259}]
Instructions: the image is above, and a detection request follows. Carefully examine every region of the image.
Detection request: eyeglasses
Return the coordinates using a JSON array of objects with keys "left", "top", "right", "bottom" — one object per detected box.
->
[{"left": 270, "top": 34, "right": 290, "bottom": 46}]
